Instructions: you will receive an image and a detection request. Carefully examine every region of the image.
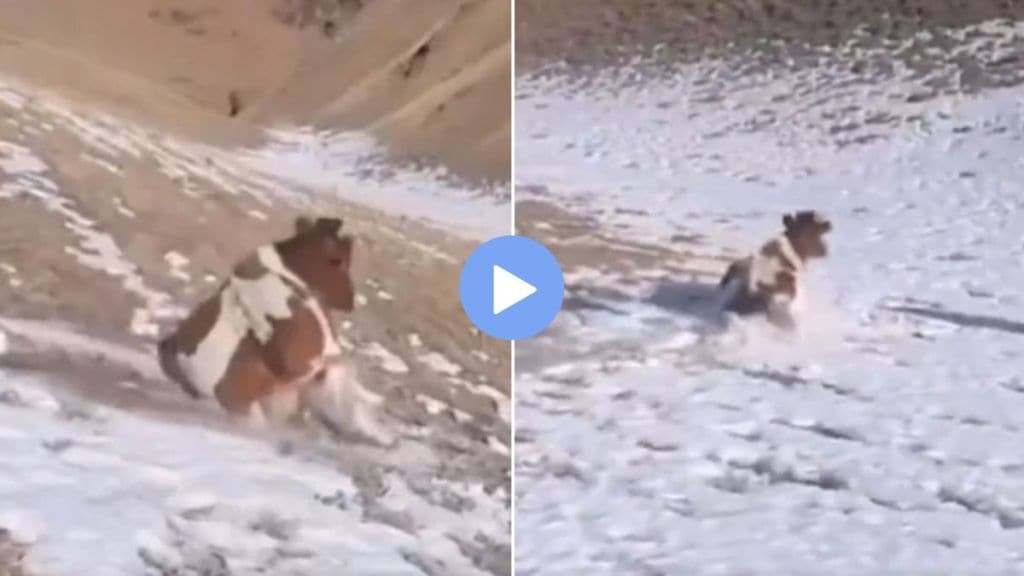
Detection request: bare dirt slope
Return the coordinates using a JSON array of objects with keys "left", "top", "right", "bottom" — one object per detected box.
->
[{"left": 0, "top": 0, "right": 509, "bottom": 181}]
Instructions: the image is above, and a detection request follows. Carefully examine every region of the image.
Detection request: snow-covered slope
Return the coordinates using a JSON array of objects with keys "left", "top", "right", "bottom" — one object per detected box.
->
[
  {"left": 515, "top": 20, "right": 1024, "bottom": 575},
  {"left": 0, "top": 64, "right": 509, "bottom": 575},
  {"left": 0, "top": 323, "right": 507, "bottom": 576},
  {"left": 0, "top": 77, "right": 507, "bottom": 242}
]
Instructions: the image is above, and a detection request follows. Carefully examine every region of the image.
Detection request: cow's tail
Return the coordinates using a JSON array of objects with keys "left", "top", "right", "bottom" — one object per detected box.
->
[
  {"left": 718, "top": 261, "right": 743, "bottom": 288},
  {"left": 158, "top": 337, "right": 201, "bottom": 398}
]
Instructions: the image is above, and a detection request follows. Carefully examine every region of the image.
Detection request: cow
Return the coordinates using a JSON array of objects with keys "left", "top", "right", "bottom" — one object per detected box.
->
[
  {"left": 718, "top": 210, "right": 832, "bottom": 330},
  {"left": 157, "top": 216, "right": 392, "bottom": 445}
]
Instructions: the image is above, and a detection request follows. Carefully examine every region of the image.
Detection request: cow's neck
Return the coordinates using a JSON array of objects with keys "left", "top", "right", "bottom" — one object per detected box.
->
[
  {"left": 780, "top": 233, "right": 808, "bottom": 265},
  {"left": 258, "top": 245, "right": 310, "bottom": 294}
]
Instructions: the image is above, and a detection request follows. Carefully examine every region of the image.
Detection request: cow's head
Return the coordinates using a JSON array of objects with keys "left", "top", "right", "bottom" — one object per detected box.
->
[
  {"left": 278, "top": 216, "right": 356, "bottom": 312},
  {"left": 783, "top": 210, "right": 832, "bottom": 261}
]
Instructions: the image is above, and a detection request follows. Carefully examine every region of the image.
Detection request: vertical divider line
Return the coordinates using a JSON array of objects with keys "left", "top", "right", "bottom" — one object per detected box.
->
[{"left": 508, "top": 0, "right": 518, "bottom": 571}]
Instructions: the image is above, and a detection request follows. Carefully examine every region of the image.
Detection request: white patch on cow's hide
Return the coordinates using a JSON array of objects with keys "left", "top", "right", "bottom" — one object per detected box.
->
[
  {"left": 747, "top": 235, "right": 803, "bottom": 296},
  {"left": 256, "top": 246, "right": 308, "bottom": 293},
  {"left": 304, "top": 296, "right": 341, "bottom": 358},
  {"left": 249, "top": 245, "right": 341, "bottom": 358},
  {"left": 179, "top": 246, "right": 305, "bottom": 397},
  {"left": 263, "top": 246, "right": 345, "bottom": 368},
  {"left": 180, "top": 288, "right": 251, "bottom": 397},
  {"left": 230, "top": 274, "right": 295, "bottom": 344}
]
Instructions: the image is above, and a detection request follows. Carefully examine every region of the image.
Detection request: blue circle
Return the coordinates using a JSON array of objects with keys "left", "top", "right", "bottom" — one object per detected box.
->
[{"left": 459, "top": 235, "right": 565, "bottom": 341}]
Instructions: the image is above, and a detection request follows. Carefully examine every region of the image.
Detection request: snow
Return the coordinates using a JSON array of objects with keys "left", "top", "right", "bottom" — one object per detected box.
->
[
  {"left": 0, "top": 138, "right": 182, "bottom": 338},
  {"left": 419, "top": 351, "right": 464, "bottom": 377},
  {"left": 416, "top": 393, "right": 449, "bottom": 416},
  {"left": 111, "top": 196, "right": 136, "bottom": 218},
  {"left": 0, "top": 140, "right": 47, "bottom": 178},
  {"left": 0, "top": 318, "right": 160, "bottom": 381},
  {"left": 0, "top": 67, "right": 509, "bottom": 575},
  {"left": 361, "top": 341, "right": 410, "bottom": 375},
  {"left": 0, "top": 76, "right": 505, "bottom": 242},
  {"left": 516, "top": 21, "right": 1024, "bottom": 575},
  {"left": 241, "top": 128, "right": 507, "bottom": 240},
  {"left": 0, "top": 367, "right": 499, "bottom": 576},
  {"left": 164, "top": 251, "right": 192, "bottom": 283}
]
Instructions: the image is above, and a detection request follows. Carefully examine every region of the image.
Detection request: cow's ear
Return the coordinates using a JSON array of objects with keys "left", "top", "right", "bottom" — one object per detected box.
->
[
  {"left": 295, "top": 216, "right": 316, "bottom": 234},
  {"left": 782, "top": 213, "right": 795, "bottom": 229},
  {"left": 812, "top": 212, "right": 833, "bottom": 233},
  {"left": 315, "top": 217, "right": 343, "bottom": 236}
]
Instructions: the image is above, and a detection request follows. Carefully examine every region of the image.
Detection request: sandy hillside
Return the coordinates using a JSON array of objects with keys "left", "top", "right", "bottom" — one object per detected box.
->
[
  {"left": 0, "top": 0, "right": 510, "bottom": 182},
  {"left": 0, "top": 2, "right": 509, "bottom": 574}
]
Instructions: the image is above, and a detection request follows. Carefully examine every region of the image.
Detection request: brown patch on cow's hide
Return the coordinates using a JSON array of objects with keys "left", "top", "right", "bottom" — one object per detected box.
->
[
  {"left": 261, "top": 296, "right": 327, "bottom": 380},
  {"left": 772, "top": 270, "right": 797, "bottom": 299},
  {"left": 213, "top": 335, "right": 282, "bottom": 414},
  {"left": 166, "top": 290, "right": 222, "bottom": 356},
  {"left": 765, "top": 268, "right": 794, "bottom": 297},
  {"left": 158, "top": 291, "right": 224, "bottom": 397},
  {"left": 759, "top": 239, "right": 798, "bottom": 271}
]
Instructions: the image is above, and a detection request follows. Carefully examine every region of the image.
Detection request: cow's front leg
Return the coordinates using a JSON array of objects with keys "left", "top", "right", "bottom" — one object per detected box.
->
[
  {"left": 213, "top": 338, "right": 288, "bottom": 427},
  {"left": 302, "top": 363, "right": 395, "bottom": 447}
]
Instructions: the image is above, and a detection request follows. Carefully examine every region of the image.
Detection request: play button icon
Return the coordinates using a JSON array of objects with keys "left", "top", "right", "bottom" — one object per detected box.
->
[
  {"left": 492, "top": 265, "right": 536, "bottom": 315},
  {"left": 459, "top": 236, "right": 564, "bottom": 341}
]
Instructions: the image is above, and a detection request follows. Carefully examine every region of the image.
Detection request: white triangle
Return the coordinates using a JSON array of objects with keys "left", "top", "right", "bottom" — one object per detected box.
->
[{"left": 493, "top": 265, "right": 537, "bottom": 315}]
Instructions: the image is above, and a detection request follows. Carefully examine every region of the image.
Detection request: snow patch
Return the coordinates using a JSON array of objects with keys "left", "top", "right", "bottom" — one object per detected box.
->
[
  {"left": 240, "top": 127, "right": 507, "bottom": 240},
  {"left": 418, "top": 351, "right": 463, "bottom": 377},
  {"left": 362, "top": 342, "right": 410, "bottom": 375},
  {"left": 0, "top": 367, "right": 500, "bottom": 576},
  {"left": 407, "top": 333, "right": 423, "bottom": 349},
  {"left": 163, "top": 251, "right": 191, "bottom": 283},
  {"left": 416, "top": 394, "right": 449, "bottom": 416},
  {"left": 111, "top": 196, "right": 135, "bottom": 218}
]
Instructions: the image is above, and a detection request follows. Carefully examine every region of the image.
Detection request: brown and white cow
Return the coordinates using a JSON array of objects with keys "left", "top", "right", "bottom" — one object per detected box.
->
[
  {"left": 157, "top": 216, "right": 392, "bottom": 444},
  {"left": 718, "top": 210, "right": 832, "bottom": 329}
]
